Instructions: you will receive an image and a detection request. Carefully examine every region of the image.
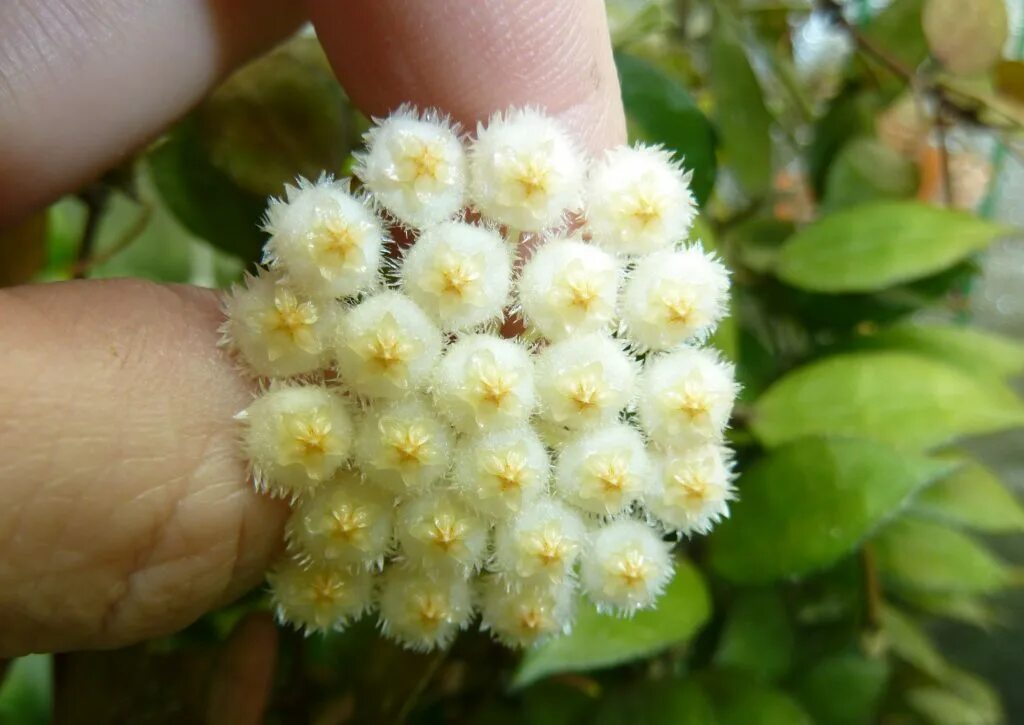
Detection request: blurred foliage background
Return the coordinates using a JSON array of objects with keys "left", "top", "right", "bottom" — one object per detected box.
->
[{"left": 2, "top": 0, "right": 1024, "bottom": 723}]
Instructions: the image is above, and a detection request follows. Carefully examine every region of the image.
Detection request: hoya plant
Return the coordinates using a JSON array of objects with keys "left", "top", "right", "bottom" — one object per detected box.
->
[{"left": 1, "top": 0, "right": 1022, "bottom": 723}]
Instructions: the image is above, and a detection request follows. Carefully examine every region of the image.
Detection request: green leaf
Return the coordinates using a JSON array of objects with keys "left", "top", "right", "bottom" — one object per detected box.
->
[
  {"left": 709, "top": 20, "right": 772, "bottom": 197},
  {"left": 592, "top": 679, "right": 716, "bottom": 725},
  {"left": 807, "top": 90, "right": 882, "bottom": 196},
  {"left": 617, "top": 53, "right": 717, "bottom": 205},
  {"left": 702, "top": 674, "right": 813, "bottom": 725},
  {"left": 900, "top": 590, "right": 999, "bottom": 629},
  {"left": 853, "top": 323, "right": 1024, "bottom": 379},
  {"left": 873, "top": 518, "right": 1016, "bottom": 594},
  {"left": 750, "top": 352, "right": 1024, "bottom": 450},
  {"left": 511, "top": 559, "right": 710, "bottom": 688},
  {"left": 723, "top": 216, "right": 794, "bottom": 274},
  {"left": 822, "top": 137, "right": 918, "bottom": 212},
  {"left": 0, "top": 656, "right": 52, "bottom": 725},
  {"left": 862, "top": 0, "right": 929, "bottom": 71},
  {"left": 794, "top": 654, "right": 889, "bottom": 725},
  {"left": 708, "top": 437, "right": 952, "bottom": 583},
  {"left": 713, "top": 589, "right": 793, "bottom": 681},
  {"left": 906, "top": 669, "right": 1004, "bottom": 725},
  {"left": 775, "top": 202, "right": 1006, "bottom": 293},
  {"left": 912, "top": 458, "right": 1024, "bottom": 533},
  {"left": 882, "top": 605, "right": 949, "bottom": 678}
]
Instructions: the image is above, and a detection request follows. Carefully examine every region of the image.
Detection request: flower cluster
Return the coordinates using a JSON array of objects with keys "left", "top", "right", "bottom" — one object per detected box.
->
[{"left": 224, "top": 106, "right": 737, "bottom": 651}]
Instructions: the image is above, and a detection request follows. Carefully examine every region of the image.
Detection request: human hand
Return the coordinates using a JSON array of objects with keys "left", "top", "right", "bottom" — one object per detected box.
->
[{"left": 0, "top": 0, "right": 625, "bottom": 656}]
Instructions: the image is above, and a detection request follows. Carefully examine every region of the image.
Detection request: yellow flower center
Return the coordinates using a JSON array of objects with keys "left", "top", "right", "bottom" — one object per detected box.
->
[
  {"left": 627, "top": 194, "right": 664, "bottom": 228},
  {"left": 387, "top": 425, "right": 432, "bottom": 465},
  {"left": 316, "top": 217, "right": 360, "bottom": 266},
  {"left": 415, "top": 594, "right": 446, "bottom": 629},
  {"left": 439, "top": 258, "right": 479, "bottom": 298},
  {"left": 427, "top": 514, "right": 465, "bottom": 552},
  {"left": 566, "top": 374, "right": 606, "bottom": 413},
  {"left": 514, "top": 157, "right": 552, "bottom": 199},
  {"left": 533, "top": 530, "right": 570, "bottom": 566},
  {"left": 487, "top": 451, "right": 529, "bottom": 492},
  {"left": 309, "top": 573, "right": 342, "bottom": 606},
  {"left": 328, "top": 506, "right": 368, "bottom": 542},
  {"left": 518, "top": 607, "right": 546, "bottom": 633},
  {"left": 408, "top": 141, "right": 445, "bottom": 182},
  {"left": 662, "top": 292, "right": 695, "bottom": 326},
  {"left": 671, "top": 388, "right": 711, "bottom": 421},
  {"left": 615, "top": 551, "right": 651, "bottom": 588},
  {"left": 591, "top": 457, "right": 629, "bottom": 493}
]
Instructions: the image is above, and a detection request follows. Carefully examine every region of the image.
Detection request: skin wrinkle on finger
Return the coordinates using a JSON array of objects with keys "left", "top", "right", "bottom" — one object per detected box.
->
[{"left": 0, "top": 280, "right": 287, "bottom": 655}]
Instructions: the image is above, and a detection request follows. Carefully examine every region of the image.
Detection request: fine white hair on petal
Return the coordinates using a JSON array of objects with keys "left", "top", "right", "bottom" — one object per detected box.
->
[
  {"left": 268, "top": 556, "right": 374, "bottom": 634},
  {"left": 223, "top": 268, "right": 333, "bottom": 378},
  {"left": 585, "top": 144, "right": 697, "bottom": 255},
  {"left": 400, "top": 221, "right": 512, "bottom": 331},
  {"left": 580, "top": 519, "right": 673, "bottom": 615},
  {"left": 649, "top": 443, "right": 736, "bottom": 536},
  {"left": 518, "top": 237, "right": 621, "bottom": 341},
  {"left": 468, "top": 107, "right": 587, "bottom": 231},
  {"left": 638, "top": 346, "right": 738, "bottom": 450},
  {"left": 334, "top": 291, "right": 443, "bottom": 399},
  {"left": 479, "top": 575, "right": 576, "bottom": 648},
  {"left": 553, "top": 423, "right": 652, "bottom": 516},
  {"left": 354, "top": 396, "right": 454, "bottom": 494},
  {"left": 242, "top": 382, "right": 354, "bottom": 500},
  {"left": 355, "top": 105, "right": 468, "bottom": 229},
  {"left": 396, "top": 491, "right": 490, "bottom": 574},
  {"left": 285, "top": 469, "right": 397, "bottom": 569},
  {"left": 534, "top": 333, "right": 638, "bottom": 431},
  {"left": 377, "top": 565, "right": 475, "bottom": 652},
  {"left": 492, "top": 497, "right": 586, "bottom": 583},
  {"left": 452, "top": 426, "right": 549, "bottom": 519},
  {"left": 432, "top": 333, "right": 536, "bottom": 433},
  {"left": 263, "top": 176, "right": 386, "bottom": 300},
  {"left": 621, "top": 245, "right": 730, "bottom": 352}
]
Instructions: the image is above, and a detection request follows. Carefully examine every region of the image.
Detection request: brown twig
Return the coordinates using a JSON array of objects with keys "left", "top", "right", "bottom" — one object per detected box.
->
[
  {"left": 861, "top": 543, "right": 883, "bottom": 630},
  {"left": 73, "top": 185, "right": 110, "bottom": 279}
]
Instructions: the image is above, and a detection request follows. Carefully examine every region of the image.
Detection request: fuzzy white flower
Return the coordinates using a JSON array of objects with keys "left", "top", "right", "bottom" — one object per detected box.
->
[
  {"left": 638, "top": 346, "right": 738, "bottom": 449},
  {"left": 468, "top": 108, "right": 586, "bottom": 231},
  {"left": 224, "top": 269, "right": 332, "bottom": 377},
  {"left": 493, "top": 498, "right": 586, "bottom": 583},
  {"left": 519, "top": 238, "right": 620, "bottom": 340},
  {"left": 354, "top": 397, "right": 454, "bottom": 493},
  {"left": 452, "top": 427, "right": 548, "bottom": 518},
  {"left": 535, "top": 333, "right": 637, "bottom": 430},
  {"left": 263, "top": 177, "right": 385, "bottom": 299},
  {"left": 286, "top": 470, "right": 396, "bottom": 568},
  {"left": 396, "top": 491, "right": 490, "bottom": 573},
  {"left": 433, "top": 334, "right": 536, "bottom": 432},
  {"left": 479, "top": 576, "right": 575, "bottom": 648},
  {"left": 400, "top": 221, "right": 512, "bottom": 330},
  {"left": 580, "top": 520, "right": 673, "bottom": 614},
  {"left": 649, "top": 444, "right": 735, "bottom": 535},
  {"left": 585, "top": 144, "right": 696, "bottom": 255},
  {"left": 554, "top": 423, "right": 651, "bottom": 516},
  {"left": 334, "top": 292, "right": 442, "bottom": 398},
  {"left": 355, "top": 107, "right": 467, "bottom": 228},
  {"left": 622, "top": 246, "right": 729, "bottom": 351},
  {"left": 268, "top": 557, "right": 373, "bottom": 633},
  {"left": 378, "top": 566, "right": 474, "bottom": 651},
  {"left": 242, "top": 383, "right": 354, "bottom": 500}
]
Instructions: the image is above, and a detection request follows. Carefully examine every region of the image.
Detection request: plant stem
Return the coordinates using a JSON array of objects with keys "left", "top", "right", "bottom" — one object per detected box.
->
[{"left": 73, "top": 185, "right": 110, "bottom": 280}]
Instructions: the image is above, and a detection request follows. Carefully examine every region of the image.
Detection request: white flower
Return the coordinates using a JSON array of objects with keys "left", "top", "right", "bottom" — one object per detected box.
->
[
  {"left": 224, "top": 269, "right": 332, "bottom": 378},
  {"left": 585, "top": 144, "right": 696, "bottom": 255},
  {"left": 519, "top": 238, "right": 621, "bottom": 341},
  {"left": 263, "top": 177, "right": 385, "bottom": 299},
  {"left": 580, "top": 520, "right": 673, "bottom": 615},
  {"left": 432, "top": 334, "right": 536, "bottom": 433},
  {"left": 241, "top": 383, "right": 354, "bottom": 500},
  {"left": 396, "top": 491, "right": 490, "bottom": 574},
  {"left": 286, "top": 470, "right": 396, "bottom": 568},
  {"left": 378, "top": 565, "right": 474, "bottom": 651},
  {"left": 400, "top": 221, "right": 512, "bottom": 331},
  {"left": 268, "top": 556, "right": 373, "bottom": 633},
  {"left": 554, "top": 423, "right": 651, "bottom": 516},
  {"left": 354, "top": 397, "right": 454, "bottom": 493},
  {"left": 334, "top": 292, "right": 442, "bottom": 399},
  {"left": 452, "top": 427, "right": 549, "bottom": 518},
  {"left": 479, "top": 576, "right": 575, "bottom": 648},
  {"left": 355, "top": 106, "right": 467, "bottom": 228},
  {"left": 493, "top": 498, "right": 586, "bottom": 583},
  {"left": 535, "top": 333, "right": 637, "bottom": 430},
  {"left": 649, "top": 443, "right": 735, "bottom": 535},
  {"left": 468, "top": 108, "right": 586, "bottom": 231},
  {"left": 638, "top": 346, "right": 738, "bottom": 449},
  {"left": 621, "top": 245, "right": 729, "bottom": 351}
]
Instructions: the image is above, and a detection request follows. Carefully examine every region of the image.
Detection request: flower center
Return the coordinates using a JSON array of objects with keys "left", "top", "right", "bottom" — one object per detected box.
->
[{"left": 616, "top": 551, "right": 650, "bottom": 588}]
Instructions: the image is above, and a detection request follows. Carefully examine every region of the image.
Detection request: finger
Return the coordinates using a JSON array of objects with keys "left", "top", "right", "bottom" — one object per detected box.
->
[
  {"left": 308, "top": 0, "right": 627, "bottom": 155},
  {"left": 0, "top": 279, "right": 288, "bottom": 656},
  {"left": 0, "top": 0, "right": 306, "bottom": 227}
]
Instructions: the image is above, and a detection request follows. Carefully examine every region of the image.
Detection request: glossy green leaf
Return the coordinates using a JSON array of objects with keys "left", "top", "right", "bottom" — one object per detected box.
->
[
  {"left": 713, "top": 589, "right": 793, "bottom": 681},
  {"left": 511, "top": 559, "right": 710, "bottom": 688},
  {"left": 912, "top": 459, "right": 1024, "bottom": 533},
  {"left": 862, "top": 0, "right": 929, "bottom": 71},
  {"left": 794, "top": 654, "right": 889, "bottom": 725},
  {"left": 882, "top": 605, "right": 949, "bottom": 679},
  {"left": 906, "top": 668, "right": 1004, "bottom": 725},
  {"left": 709, "top": 20, "right": 772, "bottom": 197},
  {"left": 750, "top": 352, "right": 1024, "bottom": 450},
  {"left": 0, "top": 656, "right": 52, "bottom": 725},
  {"left": 901, "top": 590, "right": 999, "bottom": 629},
  {"left": 873, "top": 518, "right": 1016, "bottom": 594},
  {"left": 853, "top": 323, "right": 1024, "bottom": 379},
  {"left": 807, "top": 90, "right": 882, "bottom": 196},
  {"left": 822, "top": 137, "right": 918, "bottom": 212},
  {"left": 617, "top": 53, "right": 716, "bottom": 205},
  {"left": 702, "top": 675, "right": 813, "bottom": 725},
  {"left": 775, "top": 202, "right": 1006, "bottom": 293},
  {"left": 708, "top": 437, "right": 952, "bottom": 583}
]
